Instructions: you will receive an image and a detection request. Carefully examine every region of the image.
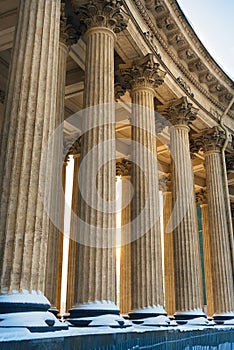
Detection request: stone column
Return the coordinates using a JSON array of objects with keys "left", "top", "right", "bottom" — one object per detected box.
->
[
  {"left": 116, "top": 159, "right": 132, "bottom": 315},
  {"left": 55, "top": 161, "right": 67, "bottom": 313},
  {"left": 44, "top": 4, "right": 79, "bottom": 315},
  {"left": 159, "top": 174, "right": 176, "bottom": 316},
  {"left": 0, "top": 0, "right": 66, "bottom": 330},
  {"left": 119, "top": 54, "right": 169, "bottom": 323},
  {"left": 196, "top": 189, "right": 214, "bottom": 317},
  {"left": 193, "top": 127, "right": 234, "bottom": 322},
  {"left": 69, "top": 0, "right": 128, "bottom": 326},
  {"left": 158, "top": 97, "right": 205, "bottom": 322},
  {"left": 66, "top": 155, "right": 80, "bottom": 312}
]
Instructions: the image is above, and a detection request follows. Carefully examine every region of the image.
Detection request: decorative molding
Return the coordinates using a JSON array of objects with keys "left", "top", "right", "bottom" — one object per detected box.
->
[
  {"left": 125, "top": 0, "right": 234, "bottom": 117},
  {"left": 195, "top": 188, "right": 207, "bottom": 205},
  {"left": 71, "top": 0, "right": 128, "bottom": 34},
  {"left": 176, "top": 77, "right": 194, "bottom": 98},
  {"left": 60, "top": 3, "right": 80, "bottom": 48},
  {"left": 157, "top": 96, "right": 198, "bottom": 126},
  {"left": 191, "top": 126, "right": 226, "bottom": 153}
]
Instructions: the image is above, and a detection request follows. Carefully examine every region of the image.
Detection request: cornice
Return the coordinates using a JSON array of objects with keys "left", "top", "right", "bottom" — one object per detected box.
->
[
  {"left": 125, "top": 0, "right": 234, "bottom": 119},
  {"left": 168, "top": 0, "right": 233, "bottom": 88}
]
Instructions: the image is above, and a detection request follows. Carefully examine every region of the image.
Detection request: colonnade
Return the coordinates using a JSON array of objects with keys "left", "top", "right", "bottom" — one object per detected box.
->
[{"left": 0, "top": 0, "right": 233, "bottom": 330}]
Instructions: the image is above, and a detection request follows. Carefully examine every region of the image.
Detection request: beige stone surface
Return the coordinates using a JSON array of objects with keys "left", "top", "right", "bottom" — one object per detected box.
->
[
  {"left": 71, "top": 1, "right": 128, "bottom": 306},
  {"left": 159, "top": 98, "right": 203, "bottom": 314},
  {"left": 119, "top": 54, "right": 165, "bottom": 311},
  {"left": 66, "top": 156, "right": 79, "bottom": 311},
  {"left": 0, "top": 0, "right": 60, "bottom": 295},
  {"left": 160, "top": 175, "right": 176, "bottom": 316},
  {"left": 120, "top": 176, "right": 132, "bottom": 314}
]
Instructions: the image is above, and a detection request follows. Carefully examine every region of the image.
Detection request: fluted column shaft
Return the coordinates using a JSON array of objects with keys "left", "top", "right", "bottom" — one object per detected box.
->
[
  {"left": 205, "top": 150, "right": 234, "bottom": 314},
  {"left": 162, "top": 190, "right": 176, "bottom": 316},
  {"left": 75, "top": 27, "right": 117, "bottom": 306},
  {"left": 170, "top": 124, "right": 202, "bottom": 314},
  {"left": 55, "top": 161, "right": 67, "bottom": 311},
  {"left": 118, "top": 54, "right": 166, "bottom": 317},
  {"left": 66, "top": 156, "right": 79, "bottom": 311},
  {"left": 0, "top": 0, "right": 60, "bottom": 298},
  {"left": 45, "top": 34, "right": 69, "bottom": 309},
  {"left": 131, "top": 87, "right": 164, "bottom": 312},
  {"left": 120, "top": 176, "right": 131, "bottom": 314},
  {"left": 200, "top": 203, "right": 214, "bottom": 316}
]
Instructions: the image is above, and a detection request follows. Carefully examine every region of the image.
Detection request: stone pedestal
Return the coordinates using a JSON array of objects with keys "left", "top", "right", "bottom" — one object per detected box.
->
[
  {"left": 0, "top": 0, "right": 66, "bottom": 331},
  {"left": 193, "top": 127, "right": 234, "bottom": 323},
  {"left": 69, "top": 0, "right": 128, "bottom": 327},
  {"left": 119, "top": 54, "right": 169, "bottom": 324},
  {"left": 158, "top": 97, "right": 205, "bottom": 322}
]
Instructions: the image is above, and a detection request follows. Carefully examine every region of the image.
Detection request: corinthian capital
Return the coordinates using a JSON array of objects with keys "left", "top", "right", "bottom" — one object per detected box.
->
[
  {"left": 195, "top": 188, "right": 207, "bottom": 205},
  {"left": 60, "top": 3, "right": 80, "bottom": 47},
  {"left": 159, "top": 173, "right": 171, "bottom": 192},
  {"left": 116, "top": 159, "right": 132, "bottom": 177},
  {"left": 191, "top": 126, "right": 226, "bottom": 153},
  {"left": 157, "top": 96, "right": 198, "bottom": 127},
  {"left": 71, "top": 0, "right": 128, "bottom": 34},
  {"left": 117, "top": 53, "right": 166, "bottom": 92}
]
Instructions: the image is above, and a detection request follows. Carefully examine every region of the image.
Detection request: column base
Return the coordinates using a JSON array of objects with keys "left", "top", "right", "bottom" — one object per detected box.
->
[
  {"left": 68, "top": 301, "right": 130, "bottom": 327},
  {"left": 129, "top": 305, "right": 171, "bottom": 326},
  {"left": 0, "top": 292, "right": 68, "bottom": 332},
  {"left": 213, "top": 312, "right": 234, "bottom": 325},
  {"left": 48, "top": 306, "right": 59, "bottom": 317},
  {"left": 174, "top": 309, "right": 208, "bottom": 325},
  {"left": 129, "top": 305, "right": 167, "bottom": 319}
]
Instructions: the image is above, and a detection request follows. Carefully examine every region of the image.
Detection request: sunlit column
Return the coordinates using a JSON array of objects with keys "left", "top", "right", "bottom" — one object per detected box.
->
[
  {"left": 159, "top": 174, "right": 176, "bottom": 316},
  {"left": 158, "top": 97, "right": 205, "bottom": 322},
  {"left": 116, "top": 159, "right": 132, "bottom": 315},
  {"left": 193, "top": 127, "right": 234, "bottom": 323},
  {"left": 196, "top": 188, "right": 214, "bottom": 317},
  {"left": 119, "top": 54, "right": 168, "bottom": 322},
  {"left": 0, "top": 0, "right": 66, "bottom": 330},
  {"left": 69, "top": 0, "right": 128, "bottom": 325}
]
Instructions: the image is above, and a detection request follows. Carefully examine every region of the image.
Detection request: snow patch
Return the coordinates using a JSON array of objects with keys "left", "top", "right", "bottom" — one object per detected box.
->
[
  {"left": 88, "top": 314, "right": 129, "bottom": 326},
  {"left": 186, "top": 317, "right": 209, "bottom": 326},
  {"left": 0, "top": 291, "right": 50, "bottom": 305},
  {"left": 0, "top": 311, "right": 63, "bottom": 327},
  {"left": 140, "top": 315, "right": 171, "bottom": 326}
]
